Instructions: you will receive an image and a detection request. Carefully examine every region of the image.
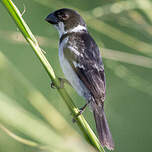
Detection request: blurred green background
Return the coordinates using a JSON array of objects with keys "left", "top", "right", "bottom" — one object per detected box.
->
[{"left": 0, "top": 0, "right": 152, "bottom": 152}]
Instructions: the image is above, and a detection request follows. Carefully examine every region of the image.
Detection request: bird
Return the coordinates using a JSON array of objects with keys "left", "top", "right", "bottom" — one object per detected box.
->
[{"left": 45, "top": 8, "right": 114, "bottom": 150}]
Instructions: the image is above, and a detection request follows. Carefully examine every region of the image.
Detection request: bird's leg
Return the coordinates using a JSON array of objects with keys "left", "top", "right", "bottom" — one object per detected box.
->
[
  {"left": 79, "top": 103, "right": 88, "bottom": 115},
  {"left": 50, "top": 81, "right": 56, "bottom": 89},
  {"left": 51, "top": 77, "right": 71, "bottom": 89},
  {"left": 72, "top": 103, "right": 89, "bottom": 123}
]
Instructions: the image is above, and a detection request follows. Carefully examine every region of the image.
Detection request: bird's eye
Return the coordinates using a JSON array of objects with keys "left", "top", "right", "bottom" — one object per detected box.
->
[
  {"left": 62, "top": 14, "right": 69, "bottom": 20},
  {"left": 58, "top": 13, "right": 69, "bottom": 21}
]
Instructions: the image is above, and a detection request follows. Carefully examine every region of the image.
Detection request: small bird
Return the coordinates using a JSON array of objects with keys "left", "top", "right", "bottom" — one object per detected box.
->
[{"left": 45, "top": 8, "right": 114, "bottom": 150}]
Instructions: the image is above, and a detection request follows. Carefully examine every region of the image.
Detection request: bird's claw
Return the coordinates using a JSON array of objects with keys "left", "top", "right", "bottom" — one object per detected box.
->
[
  {"left": 72, "top": 110, "right": 83, "bottom": 123},
  {"left": 50, "top": 78, "right": 67, "bottom": 89},
  {"left": 51, "top": 81, "right": 56, "bottom": 89},
  {"left": 72, "top": 104, "right": 88, "bottom": 123}
]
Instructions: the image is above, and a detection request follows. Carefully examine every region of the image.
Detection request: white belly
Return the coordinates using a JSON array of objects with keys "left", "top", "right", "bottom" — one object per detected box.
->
[{"left": 59, "top": 38, "right": 90, "bottom": 99}]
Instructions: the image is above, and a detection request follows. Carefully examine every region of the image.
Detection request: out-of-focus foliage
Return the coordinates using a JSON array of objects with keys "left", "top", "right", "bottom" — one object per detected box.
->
[
  {"left": 0, "top": 0, "right": 152, "bottom": 152},
  {"left": 1, "top": 0, "right": 103, "bottom": 151}
]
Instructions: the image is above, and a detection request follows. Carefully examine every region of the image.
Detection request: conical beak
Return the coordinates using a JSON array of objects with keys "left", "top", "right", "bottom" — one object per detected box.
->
[{"left": 45, "top": 13, "right": 59, "bottom": 24}]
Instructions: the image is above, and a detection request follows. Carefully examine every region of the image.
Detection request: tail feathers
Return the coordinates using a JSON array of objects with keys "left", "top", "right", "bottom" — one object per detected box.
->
[{"left": 93, "top": 108, "right": 114, "bottom": 150}]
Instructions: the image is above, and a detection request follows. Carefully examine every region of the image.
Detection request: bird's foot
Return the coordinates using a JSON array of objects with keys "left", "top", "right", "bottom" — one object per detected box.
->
[
  {"left": 50, "top": 81, "right": 56, "bottom": 89},
  {"left": 72, "top": 103, "right": 88, "bottom": 123}
]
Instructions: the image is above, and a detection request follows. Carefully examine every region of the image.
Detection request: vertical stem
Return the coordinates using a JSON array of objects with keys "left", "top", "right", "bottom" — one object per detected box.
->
[{"left": 1, "top": 0, "right": 105, "bottom": 151}]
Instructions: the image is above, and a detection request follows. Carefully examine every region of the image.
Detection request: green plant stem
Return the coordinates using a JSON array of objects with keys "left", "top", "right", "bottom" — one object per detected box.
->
[{"left": 1, "top": 0, "right": 105, "bottom": 151}]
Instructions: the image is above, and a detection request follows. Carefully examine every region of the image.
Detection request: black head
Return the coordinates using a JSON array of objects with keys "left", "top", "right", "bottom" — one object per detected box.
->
[{"left": 45, "top": 8, "right": 86, "bottom": 36}]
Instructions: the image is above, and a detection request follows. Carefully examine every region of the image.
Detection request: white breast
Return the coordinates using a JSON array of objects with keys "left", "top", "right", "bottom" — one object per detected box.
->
[{"left": 59, "top": 38, "right": 90, "bottom": 99}]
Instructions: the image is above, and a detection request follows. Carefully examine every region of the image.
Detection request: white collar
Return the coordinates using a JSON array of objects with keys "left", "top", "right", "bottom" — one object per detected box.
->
[
  {"left": 67, "top": 25, "right": 87, "bottom": 33},
  {"left": 55, "top": 23, "right": 87, "bottom": 38}
]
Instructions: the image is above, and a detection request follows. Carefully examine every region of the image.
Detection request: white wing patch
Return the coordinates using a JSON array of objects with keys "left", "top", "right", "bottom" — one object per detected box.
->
[
  {"left": 68, "top": 46, "right": 82, "bottom": 56},
  {"left": 93, "top": 63, "right": 104, "bottom": 72},
  {"left": 73, "top": 61, "right": 85, "bottom": 69}
]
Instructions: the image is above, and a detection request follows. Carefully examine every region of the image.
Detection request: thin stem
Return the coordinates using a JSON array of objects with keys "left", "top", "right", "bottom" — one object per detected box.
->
[
  {"left": 0, "top": 123, "right": 44, "bottom": 149},
  {"left": 1, "top": 0, "right": 105, "bottom": 151}
]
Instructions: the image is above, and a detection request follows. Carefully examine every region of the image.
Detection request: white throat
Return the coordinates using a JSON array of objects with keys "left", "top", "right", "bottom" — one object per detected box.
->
[
  {"left": 55, "top": 22, "right": 87, "bottom": 38},
  {"left": 54, "top": 22, "right": 65, "bottom": 38}
]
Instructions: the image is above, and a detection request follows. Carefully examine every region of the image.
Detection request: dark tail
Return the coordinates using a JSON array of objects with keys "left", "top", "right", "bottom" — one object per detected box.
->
[{"left": 93, "top": 108, "right": 114, "bottom": 150}]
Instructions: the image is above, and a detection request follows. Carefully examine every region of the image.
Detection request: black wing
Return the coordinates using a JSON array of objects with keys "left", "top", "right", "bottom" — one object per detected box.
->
[{"left": 64, "top": 32, "right": 106, "bottom": 104}]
